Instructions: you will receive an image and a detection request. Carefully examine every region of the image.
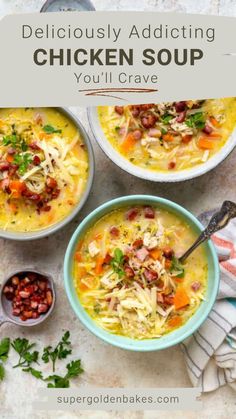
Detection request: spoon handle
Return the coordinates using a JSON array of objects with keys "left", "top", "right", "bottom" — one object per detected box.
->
[{"left": 179, "top": 201, "right": 236, "bottom": 263}]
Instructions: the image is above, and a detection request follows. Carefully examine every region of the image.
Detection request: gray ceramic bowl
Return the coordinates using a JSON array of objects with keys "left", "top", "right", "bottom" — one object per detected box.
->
[
  {"left": 40, "top": 0, "right": 95, "bottom": 12},
  {"left": 0, "top": 268, "right": 56, "bottom": 327},
  {"left": 0, "top": 107, "right": 94, "bottom": 241}
]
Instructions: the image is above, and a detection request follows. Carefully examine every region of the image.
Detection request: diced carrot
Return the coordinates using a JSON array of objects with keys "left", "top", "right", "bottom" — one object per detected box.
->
[
  {"left": 210, "top": 116, "right": 220, "bottom": 127},
  {"left": 163, "top": 133, "right": 174, "bottom": 142},
  {"left": 75, "top": 252, "right": 82, "bottom": 262},
  {"left": 149, "top": 248, "right": 162, "bottom": 260},
  {"left": 168, "top": 316, "right": 182, "bottom": 328},
  {"left": 39, "top": 132, "right": 52, "bottom": 140},
  {"left": 208, "top": 132, "right": 222, "bottom": 139},
  {"left": 95, "top": 257, "right": 104, "bottom": 275},
  {"left": 94, "top": 233, "right": 102, "bottom": 240},
  {"left": 165, "top": 259, "right": 172, "bottom": 270},
  {"left": 119, "top": 132, "right": 137, "bottom": 153},
  {"left": 9, "top": 180, "right": 26, "bottom": 198},
  {"left": 173, "top": 276, "right": 184, "bottom": 283},
  {"left": 182, "top": 135, "right": 192, "bottom": 144},
  {"left": 79, "top": 281, "right": 89, "bottom": 291},
  {"left": 198, "top": 137, "right": 215, "bottom": 150},
  {"left": 174, "top": 288, "right": 190, "bottom": 310},
  {"left": 6, "top": 154, "right": 14, "bottom": 163}
]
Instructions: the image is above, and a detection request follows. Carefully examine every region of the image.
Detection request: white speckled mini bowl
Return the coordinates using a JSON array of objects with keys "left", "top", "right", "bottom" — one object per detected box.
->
[
  {"left": 88, "top": 106, "right": 236, "bottom": 183},
  {"left": 0, "top": 107, "right": 94, "bottom": 241}
]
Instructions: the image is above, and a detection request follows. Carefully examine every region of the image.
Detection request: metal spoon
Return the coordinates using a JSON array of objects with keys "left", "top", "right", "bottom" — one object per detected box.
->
[
  {"left": 0, "top": 269, "right": 56, "bottom": 327},
  {"left": 179, "top": 200, "right": 236, "bottom": 263},
  {"left": 40, "top": 0, "right": 95, "bottom": 12}
]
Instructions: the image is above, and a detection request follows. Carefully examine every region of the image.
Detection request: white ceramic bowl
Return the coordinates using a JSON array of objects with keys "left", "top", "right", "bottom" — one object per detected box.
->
[{"left": 88, "top": 106, "right": 236, "bottom": 182}]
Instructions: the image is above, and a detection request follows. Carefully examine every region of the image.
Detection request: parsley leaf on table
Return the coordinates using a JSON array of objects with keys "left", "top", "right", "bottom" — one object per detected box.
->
[
  {"left": 46, "top": 359, "right": 83, "bottom": 388},
  {"left": 0, "top": 337, "right": 10, "bottom": 362},
  {"left": 42, "top": 331, "right": 72, "bottom": 372},
  {"left": 0, "top": 364, "right": 5, "bottom": 381},
  {"left": 22, "top": 367, "right": 44, "bottom": 380},
  {"left": 11, "top": 338, "right": 38, "bottom": 368}
]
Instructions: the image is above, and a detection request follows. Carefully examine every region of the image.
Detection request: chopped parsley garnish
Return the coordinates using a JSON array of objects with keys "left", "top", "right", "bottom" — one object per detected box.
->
[
  {"left": 13, "top": 153, "right": 32, "bottom": 175},
  {"left": 42, "top": 331, "right": 72, "bottom": 372},
  {"left": 161, "top": 114, "right": 173, "bottom": 125},
  {"left": 186, "top": 112, "right": 206, "bottom": 130},
  {"left": 2, "top": 134, "right": 28, "bottom": 152},
  {"left": 110, "top": 248, "right": 125, "bottom": 278},
  {"left": 43, "top": 125, "right": 62, "bottom": 134},
  {"left": 170, "top": 257, "right": 185, "bottom": 278}
]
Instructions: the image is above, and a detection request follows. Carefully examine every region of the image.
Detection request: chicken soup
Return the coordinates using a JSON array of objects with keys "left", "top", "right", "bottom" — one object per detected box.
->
[
  {"left": 73, "top": 205, "right": 208, "bottom": 340},
  {"left": 0, "top": 108, "right": 88, "bottom": 232},
  {"left": 98, "top": 98, "right": 236, "bottom": 172}
]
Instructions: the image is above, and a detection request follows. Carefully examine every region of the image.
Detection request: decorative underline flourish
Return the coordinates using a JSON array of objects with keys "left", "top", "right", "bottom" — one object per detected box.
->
[{"left": 78, "top": 87, "right": 158, "bottom": 101}]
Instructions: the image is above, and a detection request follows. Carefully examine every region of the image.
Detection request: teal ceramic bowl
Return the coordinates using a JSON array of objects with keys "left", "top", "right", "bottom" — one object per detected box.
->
[{"left": 64, "top": 195, "right": 220, "bottom": 351}]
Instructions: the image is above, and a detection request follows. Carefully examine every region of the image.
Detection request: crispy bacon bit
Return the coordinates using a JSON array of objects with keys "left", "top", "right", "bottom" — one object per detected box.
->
[
  {"left": 144, "top": 268, "right": 158, "bottom": 282},
  {"left": 163, "top": 247, "right": 174, "bottom": 259},
  {"left": 168, "top": 161, "right": 176, "bottom": 170},
  {"left": 140, "top": 111, "right": 157, "bottom": 129},
  {"left": 103, "top": 253, "right": 112, "bottom": 265},
  {"left": 29, "top": 141, "right": 41, "bottom": 150},
  {"left": 33, "top": 155, "right": 41, "bottom": 166},
  {"left": 0, "top": 162, "right": 10, "bottom": 171},
  {"left": 191, "top": 281, "right": 201, "bottom": 291},
  {"left": 124, "top": 266, "right": 135, "bottom": 278},
  {"left": 175, "top": 101, "right": 186, "bottom": 112},
  {"left": 144, "top": 206, "right": 155, "bottom": 219},
  {"left": 114, "top": 106, "right": 124, "bottom": 115},
  {"left": 132, "top": 239, "right": 143, "bottom": 249},
  {"left": 163, "top": 295, "right": 174, "bottom": 305},
  {"left": 126, "top": 207, "right": 139, "bottom": 221},
  {"left": 110, "top": 226, "right": 120, "bottom": 237},
  {"left": 203, "top": 125, "right": 213, "bottom": 135},
  {"left": 176, "top": 111, "right": 186, "bottom": 123},
  {"left": 46, "top": 176, "right": 57, "bottom": 189}
]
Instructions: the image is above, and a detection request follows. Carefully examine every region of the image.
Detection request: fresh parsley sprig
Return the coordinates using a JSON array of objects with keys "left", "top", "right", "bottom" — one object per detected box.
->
[
  {"left": 46, "top": 360, "right": 83, "bottom": 388},
  {"left": 11, "top": 338, "right": 39, "bottom": 369},
  {"left": 0, "top": 337, "right": 10, "bottom": 381},
  {"left": 110, "top": 248, "right": 125, "bottom": 278},
  {"left": 13, "top": 153, "right": 32, "bottom": 175},
  {"left": 42, "top": 331, "right": 72, "bottom": 372}
]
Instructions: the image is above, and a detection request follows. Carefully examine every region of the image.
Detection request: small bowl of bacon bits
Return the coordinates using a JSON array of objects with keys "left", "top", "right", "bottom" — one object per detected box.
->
[{"left": 0, "top": 270, "right": 55, "bottom": 326}]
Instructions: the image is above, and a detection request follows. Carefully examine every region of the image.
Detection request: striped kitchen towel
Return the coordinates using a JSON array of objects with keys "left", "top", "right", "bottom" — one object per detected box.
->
[{"left": 182, "top": 218, "right": 236, "bottom": 392}]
